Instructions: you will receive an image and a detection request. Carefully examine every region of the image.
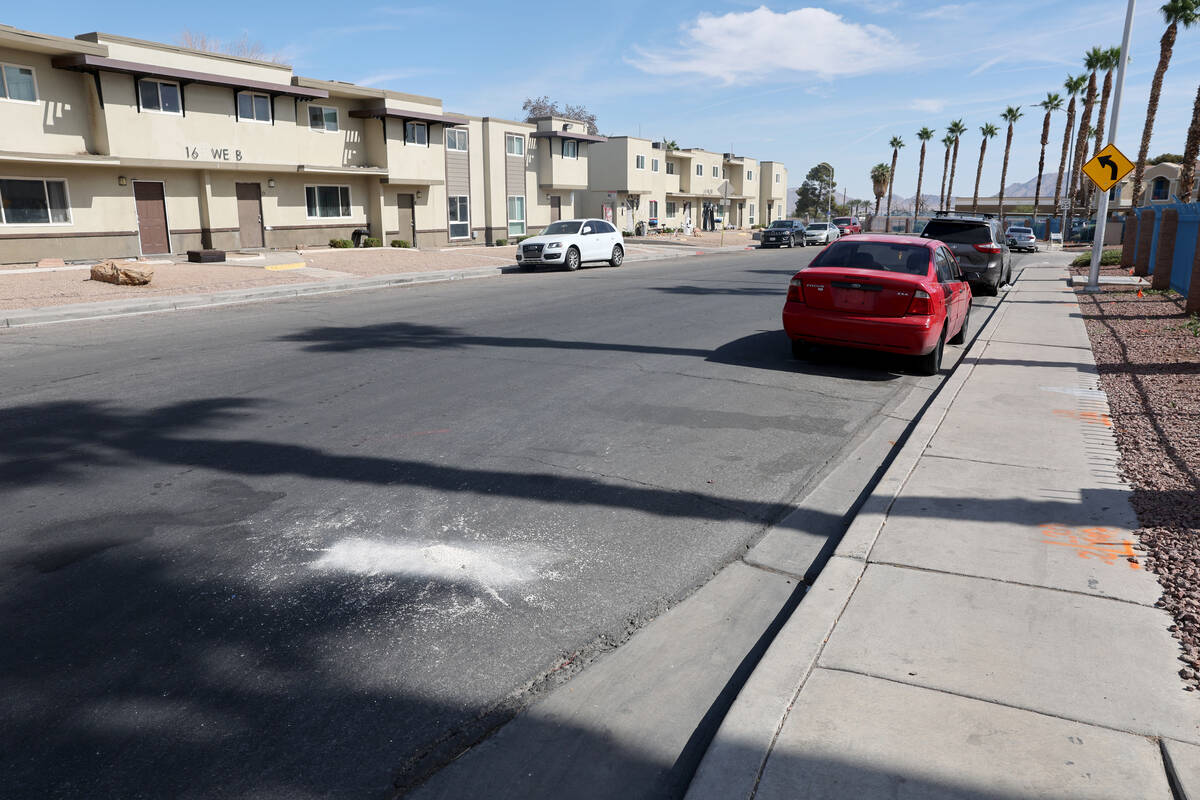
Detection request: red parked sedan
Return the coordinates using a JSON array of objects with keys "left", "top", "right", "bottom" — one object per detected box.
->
[{"left": 782, "top": 235, "right": 972, "bottom": 375}]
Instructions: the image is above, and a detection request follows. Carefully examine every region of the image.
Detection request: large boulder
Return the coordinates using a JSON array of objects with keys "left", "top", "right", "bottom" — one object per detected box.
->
[{"left": 90, "top": 259, "right": 154, "bottom": 286}]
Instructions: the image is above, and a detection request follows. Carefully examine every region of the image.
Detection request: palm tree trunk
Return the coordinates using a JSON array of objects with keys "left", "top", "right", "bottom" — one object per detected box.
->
[
  {"left": 886, "top": 150, "right": 899, "bottom": 226},
  {"left": 999, "top": 125, "right": 1014, "bottom": 227},
  {"left": 939, "top": 145, "right": 951, "bottom": 209},
  {"left": 972, "top": 139, "right": 989, "bottom": 213},
  {"left": 1087, "top": 69, "right": 1114, "bottom": 209},
  {"left": 1179, "top": 84, "right": 1200, "bottom": 203},
  {"left": 1034, "top": 110, "right": 1051, "bottom": 228},
  {"left": 1054, "top": 96, "right": 1077, "bottom": 210},
  {"left": 1132, "top": 22, "right": 1179, "bottom": 207},
  {"left": 1070, "top": 72, "right": 1097, "bottom": 209},
  {"left": 874, "top": 195, "right": 882, "bottom": 219},
  {"left": 914, "top": 142, "right": 927, "bottom": 225},
  {"left": 948, "top": 139, "right": 961, "bottom": 204}
]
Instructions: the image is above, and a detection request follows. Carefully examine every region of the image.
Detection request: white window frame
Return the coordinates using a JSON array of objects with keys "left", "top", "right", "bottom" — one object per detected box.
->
[
  {"left": 712, "top": 166, "right": 719, "bottom": 178},
  {"left": 0, "top": 176, "right": 72, "bottom": 225},
  {"left": 747, "top": 170, "right": 753, "bottom": 181},
  {"left": 138, "top": 78, "right": 182, "bottom": 116},
  {"left": 775, "top": 173, "right": 781, "bottom": 183},
  {"left": 237, "top": 91, "right": 272, "bottom": 124},
  {"left": 0, "top": 62, "right": 39, "bottom": 104},
  {"left": 445, "top": 127, "right": 468, "bottom": 152},
  {"left": 695, "top": 163, "right": 703, "bottom": 177},
  {"left": 506, "top": 133, "right": 525, "bottom": 157},
  {"left": 304, "top": 184, "right": 353, "bottom": 220},
  {"left": 635, "top": 154, "right": 646, "bottom": 170},
  {"left": 448, "top": 195, "right": 470, "bottom": 239},
  {"left": 749, "top": 203, "right": 755, "bottom": 224},
  {"left": 507, "top": 195, "right": 526, "bottom": 237},
  {"left": 308, "top": 104, "right": 339, "bottom": 133},
  {"left": 649, "top": 200, "right": 658, "bottom": 218},
  {"left": 665, "top": 201, "right": 677, "bottom": 217},
  {"left": 405, "top": 121, "right": 429, "bottom": 146},
  {"left": 666, "top": 161, "right": 676, "bottom": 175},
  {"left": 562, "top": 139, "right": 578, "bottom": 158},
  {"left": 651, "top": 158, "right": 660, "bottom": 172}
]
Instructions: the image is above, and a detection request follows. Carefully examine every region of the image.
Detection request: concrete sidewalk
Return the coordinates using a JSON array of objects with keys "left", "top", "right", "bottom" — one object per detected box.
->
[{"left": 687, "top": 255, "right": 1200, "bottom": 799}]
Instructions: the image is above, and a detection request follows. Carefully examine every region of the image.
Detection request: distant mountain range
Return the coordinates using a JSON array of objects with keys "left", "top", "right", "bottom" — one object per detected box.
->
[{"left": 788, "top": 172, "right": 1066, "bottom": 215}]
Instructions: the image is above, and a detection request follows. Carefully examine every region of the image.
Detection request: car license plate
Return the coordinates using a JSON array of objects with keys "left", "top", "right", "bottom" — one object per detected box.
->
[{"left": 835, "top": 289, "right": 870, "bottom": 310}]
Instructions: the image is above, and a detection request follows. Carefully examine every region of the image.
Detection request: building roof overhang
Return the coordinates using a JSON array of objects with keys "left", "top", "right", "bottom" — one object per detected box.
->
[
  {"left": 349, "top": 106, "right": 468, "bottom": 126},
  {"left": 0, "top": 25, "right": 108, "bottom": 56},
  {"left": 50, "top": 53, "right": 328, "bottom": 99},
  {"left": 530, "top": 130, "right": 607, "bottom": 143}
]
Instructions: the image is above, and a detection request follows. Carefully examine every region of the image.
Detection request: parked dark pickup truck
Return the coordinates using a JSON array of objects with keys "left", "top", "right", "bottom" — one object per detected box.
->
[{"left": 760, "top": 220, "right": 807, "bottom": 248}]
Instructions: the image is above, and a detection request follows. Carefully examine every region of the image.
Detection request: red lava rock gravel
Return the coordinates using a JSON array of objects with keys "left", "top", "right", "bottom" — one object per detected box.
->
[{"left": 1077, "top": 285, "right": 1200, "bottom": 690}]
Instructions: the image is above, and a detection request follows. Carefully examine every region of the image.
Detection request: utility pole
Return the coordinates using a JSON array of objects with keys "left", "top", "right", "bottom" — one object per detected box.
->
[{"left": 1085, "top": 0, "right": 1135, "bottom": 292}]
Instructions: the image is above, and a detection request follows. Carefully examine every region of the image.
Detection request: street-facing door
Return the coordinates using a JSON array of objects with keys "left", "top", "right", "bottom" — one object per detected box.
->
[
  {"left": 397, "top": 193, "right": 416, "bottom": 244},
  {"left": 550, "top": 196, "right": 561, "bottom": 222},
  {"left": 133, "top": 181, "right": 170, "bottom": 254},
  {"left": 236, "top": 183, "right": 264, "bottom": 249}
]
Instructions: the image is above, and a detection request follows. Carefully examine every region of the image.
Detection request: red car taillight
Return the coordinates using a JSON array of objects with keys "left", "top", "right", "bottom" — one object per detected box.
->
[
  {"left": 787, "top": 278, "right": 805, "bottom": 303},
  {"left": 906, "top": 289, "right": 933, "bottom": 316},
  {"left": 973, "top": 242, "right": 1002, "bottom": 254}
]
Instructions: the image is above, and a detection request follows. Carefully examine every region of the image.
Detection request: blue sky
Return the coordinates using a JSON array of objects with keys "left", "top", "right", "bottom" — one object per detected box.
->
[{"left": 10, "top": 1, "right": 1198, "bottom": 203}]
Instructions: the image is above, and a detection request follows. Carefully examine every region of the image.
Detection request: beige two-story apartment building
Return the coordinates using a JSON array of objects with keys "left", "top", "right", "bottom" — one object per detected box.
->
[{"left": 758, "top": 161, "right": 789, "bottom": 224}]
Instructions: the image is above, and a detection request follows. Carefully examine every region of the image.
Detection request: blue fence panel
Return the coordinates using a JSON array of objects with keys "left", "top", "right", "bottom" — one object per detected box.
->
[
  {"left": 1146, "top": 207, "right": 1163, "bottom": 276},
  {"left": 1170, "top": 203, "right": 1200, "bottom": 297}
]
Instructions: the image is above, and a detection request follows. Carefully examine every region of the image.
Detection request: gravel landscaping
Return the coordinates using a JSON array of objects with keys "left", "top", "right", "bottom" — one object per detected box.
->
[{"left": 1076, "top": 280, "right": 1200, "bottom": 690}]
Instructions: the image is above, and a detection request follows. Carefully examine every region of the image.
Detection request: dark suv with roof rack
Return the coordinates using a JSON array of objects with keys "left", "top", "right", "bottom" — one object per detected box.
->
[{"left": 920, "top": 212, "right": 1011, "bottom": 296}]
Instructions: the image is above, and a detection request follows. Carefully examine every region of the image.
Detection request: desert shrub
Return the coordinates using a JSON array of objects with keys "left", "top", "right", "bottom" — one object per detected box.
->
[
  {"left": 495, "top": 238, "right": 508, "bottom": 246},
  {"left": 329, "top": 238, "right": 354, "bottom": 248},
  {"left": 362, "top": 237, "right": 382, "bottom": 248},
  {"left": 390, "top": 239, "right": 411, "bottom": 248},
  {"left": 1070, "top": 248, "right": 1121, "bottom": 267}
]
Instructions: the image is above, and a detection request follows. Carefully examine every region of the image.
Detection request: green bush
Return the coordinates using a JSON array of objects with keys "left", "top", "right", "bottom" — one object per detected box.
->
[
  {"left": 329, "top": 238, "right": 354, "bottom": 248},
  {"left": 1070, "top": 248, "right": 1122, "bottom": 267},
  {"left": 362, "top": 237, "right": 382, "bottom": 248},
  {"left": 515, "top": 235, "right": 531, "bottom": 244},
  {"left": 390, "top": 239, "right": 411, "bottom": 248},
  {"left": 495, "top": 238, "right": 508, "bottom": 246}
]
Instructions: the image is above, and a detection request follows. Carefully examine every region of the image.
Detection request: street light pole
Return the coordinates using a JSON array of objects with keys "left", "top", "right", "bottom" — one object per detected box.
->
[{"left": 1085, "top": 0, "right": 1136, "bottom": 292}]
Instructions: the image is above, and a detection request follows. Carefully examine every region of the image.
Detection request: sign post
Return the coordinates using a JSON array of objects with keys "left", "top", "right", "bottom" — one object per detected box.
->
[{"left": 1083, "top": 0, "right": 1136, "bottom": 293}]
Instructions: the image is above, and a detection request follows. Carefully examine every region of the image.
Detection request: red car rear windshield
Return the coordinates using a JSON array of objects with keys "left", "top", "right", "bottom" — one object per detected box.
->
[
  {"left": 832, "top": 217, "right": 852, "bottom": 225},
  {"left": 809, "top": 241, "right": 932, "bottom": 275}
]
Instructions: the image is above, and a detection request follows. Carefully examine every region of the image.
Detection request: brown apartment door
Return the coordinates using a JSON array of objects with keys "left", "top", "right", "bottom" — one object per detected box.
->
[
  {"left": 550, "top": 196, "right": 561, "bottom": 222},
  {"left": 397, "top": 193, "right": 415, "bottom": 243},
  {"left": 236, "top": 183, "right": 264, "bottom": 248},
  {"left": 133, "top": 181, "right": 170, "bottom": 254}
]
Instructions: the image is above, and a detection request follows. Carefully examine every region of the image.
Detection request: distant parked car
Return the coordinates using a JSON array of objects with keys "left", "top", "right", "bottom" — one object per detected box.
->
[
  {"left": 782, "top": 235, "right": 973, "bottom": 375},
  {"left": 804, "top": 222, "right": 840, "bottom": 246},
  {"left": 515, "top": 219, "right": 624, "bottom": 271},
  {"left": 920, "top": 213, "right": 1011, "bottom": 296},
  {"left": 1005, "top": 226, "right": 1038, "bottom": 252},
  {"left": 760, "top": 219, "right": 807, "bottom": 248},
  {"left": 832, "top": 216, "right": 862, "bottom": 236}
]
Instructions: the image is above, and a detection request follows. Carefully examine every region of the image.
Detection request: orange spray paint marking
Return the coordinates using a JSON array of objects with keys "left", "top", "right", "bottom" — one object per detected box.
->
[
  {"left": 1052, "top": 409, "right": 1113, "bottom": 427},
  {"left": 1040, "top": 524, "right": 1140, "bottom": 569}
]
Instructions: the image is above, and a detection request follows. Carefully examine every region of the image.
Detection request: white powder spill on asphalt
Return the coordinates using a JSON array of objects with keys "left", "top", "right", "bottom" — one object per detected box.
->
[{"left": 310, "top": 538, "right": 545, "bottom": 606}]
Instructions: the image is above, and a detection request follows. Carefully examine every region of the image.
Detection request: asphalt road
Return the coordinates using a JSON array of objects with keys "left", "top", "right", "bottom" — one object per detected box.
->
[{"left": 1, "top": 246, "right": 999, "bottom": 798}]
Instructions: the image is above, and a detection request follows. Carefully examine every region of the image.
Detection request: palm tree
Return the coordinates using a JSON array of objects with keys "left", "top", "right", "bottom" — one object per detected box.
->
[
  {"left": 913, "top": 127, "right": 935, "bottom": 222},
  {"left": 1069, "top": 47, "right": 1104, "bottom": 210},
  {"left": 1132, "top": 0, "right": 1200, "bottom": 206},
  {"left": 1081, "top": 46, "right": 1123, "bottom": 209},
  {"left": 997, "top": 107, "right": 1024, "bottom": 225},
  {"left": 972, "top": 123, "right": 999, "bottom": 213},
  {"left": 1034, "top": 93, "right": 1063, "bottom": 222},
  {"left": 871, "top": 163, "right": 891, "bottom": 226},
  {"left": 946, "top": 119, "right": 968, "bottom": 203},
  {"left": 1055, "top": 74, "right": 1087, "bottom": 211},
  {"left": 885, "top": 136, "right": 905, "bottom": 225},
  {"left": 939, "top": 134, "right": 954, "bottom": 210},
  {"left": 1180, "top": 84, "right": 1200, "bottom": 202}
]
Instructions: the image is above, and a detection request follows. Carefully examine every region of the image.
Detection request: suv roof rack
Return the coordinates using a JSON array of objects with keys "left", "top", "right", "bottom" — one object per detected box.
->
[{"left": 932, "top": 210, "right": 997, "bottom": 220}]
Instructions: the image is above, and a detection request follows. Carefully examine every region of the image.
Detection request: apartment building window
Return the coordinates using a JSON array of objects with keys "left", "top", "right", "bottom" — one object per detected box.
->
[
  {"left": 721, "top": 168, "right": 727, "bottom": 179},
  {"left": 651, "top": 158, "right": 660, "bottom": 172},
  {"left": 507, "top": 195, "right": 526, "bottom": 236},
  {"left": 237, "top": 91, "right": 271, "bottom": 123},
  {"left": 695, "top": 164, "right": 703, "bottom": 177},
  {"left": 749, "top": 203, "right": 755, "bottom": 224},
  {"left": 563, "top": 139, "right": 578, "bottom": 158},
  {"left": 0, "top": 63, "right": 37, "bottom": 102},
  {"left": 506, "top": 134, "right": 524, "bottom": 156},
  {"left": 406, "top": 121, "right": 428, "bottom": 146},
  {"left": 775, "top": 173, "right": 780, "bottom": 183},
  {"left": 305, "top": 185, "right": 351, "bottom": 219},
  {"left": 666, "top": 201, "right": 677, "bottom": 217},
  {"left": 308, "top": 105, "right": 339, "bottom": 132},
  {"left": 747, "top": 169, "right": 753, "bottom": 181},
  {"left": 712, "top": 166, "right": 719, "bottom": 178},
  {"left": 0, "top": 178, "right": 70, "bottom": 224},
  {"left": 666, "top": 162, "right": 676, "bottom": 175},
  {"left": 649, "top": 200, "right": 658, "bottom": 218},
  {"left": 635, "top": 154, "right": 645, "bottom": 170},
  {"left": 449, "top": 195, "right": 470, "bottom": 238},
  {"left": 446, "top": 128, "right": 468, "bottom": 151},
  {"left": 139, "top": 79, "right": 181, "bottom": 115},
  {"left": 1152, "top": 177, "right": 1170, "bottom": 200}
]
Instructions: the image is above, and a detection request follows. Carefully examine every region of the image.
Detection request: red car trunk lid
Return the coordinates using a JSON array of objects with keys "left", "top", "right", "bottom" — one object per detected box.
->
[{"left": 799, "top": 268, "right": 923, "bottom": 318}]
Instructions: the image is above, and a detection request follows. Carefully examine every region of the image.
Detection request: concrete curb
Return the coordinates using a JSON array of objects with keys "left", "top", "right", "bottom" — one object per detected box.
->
[
  {"left": 684, "top": 274, "right": 1019, "bottom": 800},
  {"left": 1, "top": 265, "right": 510, "bottom": 328}
]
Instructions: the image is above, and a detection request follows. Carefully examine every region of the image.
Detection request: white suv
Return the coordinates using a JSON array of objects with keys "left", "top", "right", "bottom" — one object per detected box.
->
[{"left": 515, "top": 219, "right": 624, "bottom": 271}]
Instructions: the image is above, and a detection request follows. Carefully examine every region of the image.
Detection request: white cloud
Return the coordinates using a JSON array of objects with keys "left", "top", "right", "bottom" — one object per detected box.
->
[
  {"left": 629, "top": 6, "right": 910, "bottom": 84},
  {"left": 354, "top": 69, "right": 430, "bottom": 87},
  {"left": 917, "top": 3, "right": 971, "bottom": 19},
  {"left": 911, "top": 98, "right": 947, "bottom": 113}
]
